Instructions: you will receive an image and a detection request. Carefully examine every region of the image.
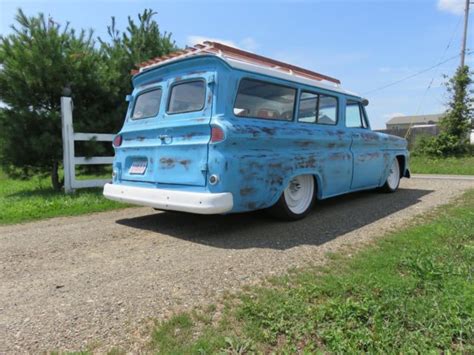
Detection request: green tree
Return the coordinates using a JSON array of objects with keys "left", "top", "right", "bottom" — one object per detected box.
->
[
  {"left": 415, "top": 65, "right": 473, "bottom": 156},
  {"left": 0, "top": 9, "right": 109, "bottom": 190},
  {"left": 99, "top": 9, "right": 177, "bottom": 124},
  {"left": 440, "top": 65, "right": 473, "bottom": 147},
  {"left": 0, "top": 9, "right": 176, "bottom": 190}
]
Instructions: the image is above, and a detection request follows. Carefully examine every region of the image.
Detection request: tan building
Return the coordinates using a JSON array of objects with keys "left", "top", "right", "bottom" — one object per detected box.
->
[{"left": 386, "top": 113, "right": 444, "bottom": 129}]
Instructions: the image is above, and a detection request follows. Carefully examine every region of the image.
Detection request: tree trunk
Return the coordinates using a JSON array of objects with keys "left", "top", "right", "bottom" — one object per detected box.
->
[{"left": 51, "top": 161, "right": 62, "bottom": 191}]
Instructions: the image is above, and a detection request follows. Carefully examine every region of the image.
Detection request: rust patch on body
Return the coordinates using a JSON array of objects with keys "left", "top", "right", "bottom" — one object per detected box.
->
[
  {"left": 357, "top": 152, "right": 381, "bottom": 162},
  {"left": 160, "top": 157, "right": 192, "bottom": 169},
  {"left": 183, "top": 132, "right": 199, "bottom": 140},
  {"left": 179, "top": 159, "right": 191, "bottom": 169},
  {"left": 268, "top": 162, "right": 283, "bottom": 169},
  {"left": 295, "top": 155, "right": 317, "bottom": 168},
  {"left": 296, "top": 140, "right": 312, "bottom": 147},
  {"left": 329, "top": 152, "right": 350, "bottom": 161},
  {"left": 261, "top": 127, "right": 276, "bottom": 136},
  {"left": 247, "top": 202, "right": 257, "bottom": 209},
  {"left": 360, "top": 133, "right": 379, "bottom": 142},
  {"left": 160, "top": 157, "right": 175, "bottom": 168},
  {"left": 240, "top": 187, "right": 256, "bottom": 196}
]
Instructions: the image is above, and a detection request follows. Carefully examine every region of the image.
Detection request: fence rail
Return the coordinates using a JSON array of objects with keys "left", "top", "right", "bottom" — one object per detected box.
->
[{"left": 61, "top": 96, "right": 114, "bottom": 193}]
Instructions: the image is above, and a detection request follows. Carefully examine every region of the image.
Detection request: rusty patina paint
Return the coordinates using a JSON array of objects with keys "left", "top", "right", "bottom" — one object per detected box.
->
[{"left": 111, "top": 54, "right": 409, "bottom": 214}]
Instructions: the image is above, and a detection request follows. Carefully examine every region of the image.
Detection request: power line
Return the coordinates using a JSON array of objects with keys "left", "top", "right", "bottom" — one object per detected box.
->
[
  {"left": 363, "top": 50, "right": 473, "bottom": 96},
  {"left": 405, "top": 17, "right": 464, "bottom": 139},
  {"left": 413, "top": 16, "right": 463, "bottom": 115}
]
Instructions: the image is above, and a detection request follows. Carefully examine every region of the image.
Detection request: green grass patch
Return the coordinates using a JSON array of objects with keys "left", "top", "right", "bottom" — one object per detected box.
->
[
  {"left": 410, "top": 155, "right": 474, "bottom": 175},
  {"left": 0, "top": 169, "right": 129, "bottom": 225},
  {"left": 150, "top": 190, "right": 474, "bottom": 353}
]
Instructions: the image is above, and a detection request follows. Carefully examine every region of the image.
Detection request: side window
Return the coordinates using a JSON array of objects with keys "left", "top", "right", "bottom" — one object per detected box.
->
[
  {"left": 234, "top": 79, "right": 296, "bottom": 120},
  {"left": 345, "top": 100, "right": 366, "bottom": 128},
  {"left": 298, "top": 92, "right": 318, "bottom": 123},
  {"left": 297, "top": 92, "right": 337, "bottom": 125},
  {"left": 167, "top": 80, "right": 206, "bottom": 114},
  {"left": 132, "top": 88, "right": 162, "bottom": 120},
  {"left": 318, "top": 95, "right": 338, "bottom": 125}
]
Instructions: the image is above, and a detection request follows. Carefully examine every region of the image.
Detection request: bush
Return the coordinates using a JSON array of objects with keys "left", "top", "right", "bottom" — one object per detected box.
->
[
  {"left": 413, "top": 65, "right": 472, "bottom": 157},
  {"left": 414, "top": 132, "right": 470, "bottom": 157}
]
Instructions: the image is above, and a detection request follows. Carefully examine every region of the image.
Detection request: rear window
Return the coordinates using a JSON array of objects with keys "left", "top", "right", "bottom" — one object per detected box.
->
[
  {"left": 167, "top": 80, "right": 206, "bottom": 114},
  {"left": 132, "top": 89, "right": 162, "bottom": 120},
  {"left": 234, "top": 79, "right": 296, "bottom": 120}
]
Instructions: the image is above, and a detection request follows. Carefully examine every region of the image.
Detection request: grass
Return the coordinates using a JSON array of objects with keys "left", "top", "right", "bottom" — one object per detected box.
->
[
  {"left": 0, "top": 169, "right": 128, "bottom": 225},
  {"left": 410, "top": 155, "right": 474, "bottom": 175},
  {"left": 149, "top": 189, "right": 474, "bottom": 354}
]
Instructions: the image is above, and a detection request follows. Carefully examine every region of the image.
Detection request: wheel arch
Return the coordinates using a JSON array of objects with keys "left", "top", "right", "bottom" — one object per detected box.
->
[
  {"left": 396, "top": 154, "right": 406, "bottom": 178},
  {"left": 270, "top": 171, "right": 321, "bottom": 208}
]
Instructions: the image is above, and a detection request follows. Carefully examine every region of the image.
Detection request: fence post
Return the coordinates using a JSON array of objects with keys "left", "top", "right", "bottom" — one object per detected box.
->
[{"left": 61, "top": 96, "right": 75, "bottom": 193}]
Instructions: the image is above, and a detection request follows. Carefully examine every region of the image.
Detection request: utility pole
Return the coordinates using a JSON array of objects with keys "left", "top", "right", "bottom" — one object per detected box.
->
[{"left": 460, "top": 0, "right": 470, "bottom": 67}]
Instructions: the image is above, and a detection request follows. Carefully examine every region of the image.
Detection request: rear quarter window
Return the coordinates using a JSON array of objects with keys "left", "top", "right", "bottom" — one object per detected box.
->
[
  {"left": 233, "top": 78, "right": 296, "bottom": 120},
  {"left": 132, "top": 88, "right": 162, "bottom": 120},
  {"left": 167, "top": 80, "right": 206, "bottom": 114}
]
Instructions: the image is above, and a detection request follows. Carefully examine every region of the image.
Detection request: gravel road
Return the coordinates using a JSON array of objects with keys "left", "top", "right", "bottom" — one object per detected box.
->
[{"left": 1, "top": 177, "right": 473, "bottom": 353}]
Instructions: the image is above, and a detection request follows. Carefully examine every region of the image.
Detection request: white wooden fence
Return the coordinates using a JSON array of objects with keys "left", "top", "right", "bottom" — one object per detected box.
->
[{"left": 61, "top": 97, "right": 114, "bottom": 193}]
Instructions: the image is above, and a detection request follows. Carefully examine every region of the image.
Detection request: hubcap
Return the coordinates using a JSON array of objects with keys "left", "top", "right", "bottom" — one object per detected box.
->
[
  {"left": 283, "top": 175, "right": 314, "bottom": 214},
  {"left": 387, "top": 159, "right": 400, "bottom": 190}
]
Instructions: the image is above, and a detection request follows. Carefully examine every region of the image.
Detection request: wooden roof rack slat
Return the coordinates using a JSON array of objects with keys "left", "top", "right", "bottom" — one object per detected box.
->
[{"left": 134, "top": 41, "right": 341, "bottom": 85}]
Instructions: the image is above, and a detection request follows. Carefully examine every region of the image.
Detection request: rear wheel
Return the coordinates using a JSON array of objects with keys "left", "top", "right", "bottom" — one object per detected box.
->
[
  {"left": 269, "top": 175, "right": 316, "bottom": 220},
  {"left": 382, "top": 158, "right": 400, "bottom": 192}
]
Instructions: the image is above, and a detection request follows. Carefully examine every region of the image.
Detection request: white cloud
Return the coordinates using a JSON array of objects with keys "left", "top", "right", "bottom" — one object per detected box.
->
[
  {"left": 186, "top": 35, "right": 259, "bottom": 52},
  {"left": 437, "top": 0, "right": 465, "bottom": 15}
]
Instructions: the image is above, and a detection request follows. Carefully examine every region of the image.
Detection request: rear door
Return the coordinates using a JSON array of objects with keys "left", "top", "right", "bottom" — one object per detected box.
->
[{"left": 118, "top": 73, "right": 214, "bottom": 186}]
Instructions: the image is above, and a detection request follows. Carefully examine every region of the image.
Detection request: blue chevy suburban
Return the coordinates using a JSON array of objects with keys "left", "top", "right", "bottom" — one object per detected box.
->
[{"left": 103, "top": 42, "right": 410, "bottom": 220}]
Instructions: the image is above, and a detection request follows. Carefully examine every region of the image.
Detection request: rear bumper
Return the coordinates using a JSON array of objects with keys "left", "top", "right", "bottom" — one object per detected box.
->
[{"left": 103, "top": 183, "right": 233, "bottom": 214}]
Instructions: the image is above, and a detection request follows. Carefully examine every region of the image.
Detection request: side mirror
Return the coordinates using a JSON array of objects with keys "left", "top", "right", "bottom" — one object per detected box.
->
[
  {"left": 362, "top": 98, "right": 369, "bottom": 106},
  {"left": 125, "top": 94, "right": 132, "bottom": 102}
]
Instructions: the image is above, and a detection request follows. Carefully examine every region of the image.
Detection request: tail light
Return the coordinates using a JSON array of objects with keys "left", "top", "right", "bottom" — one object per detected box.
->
[
  {"left": 210, "top": 126, "right": 225, "bottom": 143},
  {"left": 113, "top": 135, "right": 122, "bottom": 147}
]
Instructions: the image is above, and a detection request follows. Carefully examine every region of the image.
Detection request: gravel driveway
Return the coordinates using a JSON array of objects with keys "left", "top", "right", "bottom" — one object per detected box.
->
[{"left": 1, "top": 177, "right": 473, "bottom": 353}]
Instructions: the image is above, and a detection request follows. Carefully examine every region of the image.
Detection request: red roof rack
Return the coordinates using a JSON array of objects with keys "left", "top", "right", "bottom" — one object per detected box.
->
[{"left": 132, "top": 41, "right": 341, "bottom": 85}]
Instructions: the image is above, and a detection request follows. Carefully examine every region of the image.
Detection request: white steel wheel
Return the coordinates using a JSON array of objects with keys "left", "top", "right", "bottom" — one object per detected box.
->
[
  {"left": 383, "top": 158, "right": 400, "bottom": 192},
  {"left": 269, "top": 175, "right": 316, "bottom": 220}
]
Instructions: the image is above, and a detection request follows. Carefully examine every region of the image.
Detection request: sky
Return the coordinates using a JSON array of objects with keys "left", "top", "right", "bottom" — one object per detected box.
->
[{"left": 0, "top": 0, "right": 472, "bottom": 129}]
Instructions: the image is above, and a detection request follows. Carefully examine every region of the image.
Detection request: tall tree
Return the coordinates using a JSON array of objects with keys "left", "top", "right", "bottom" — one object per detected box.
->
[
  {"left": 100, "top": 9, "right": 177, "bottom": 125},
  {"left": 440, "top": 65, "right": 472, "bottom": 146},
  {"left": 415, "top": 66, "right": 473, "bottom": 157},
  {"left": 0, "top": 9, "right": 108, "bottom": 190},
  {"left": 0, "top": 9, "right": 176, "bottom": 190}
]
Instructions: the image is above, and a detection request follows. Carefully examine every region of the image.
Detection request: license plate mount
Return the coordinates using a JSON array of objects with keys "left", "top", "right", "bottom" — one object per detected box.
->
[{"left": 129, "top": 160, "right": 148, "bottom": 175}]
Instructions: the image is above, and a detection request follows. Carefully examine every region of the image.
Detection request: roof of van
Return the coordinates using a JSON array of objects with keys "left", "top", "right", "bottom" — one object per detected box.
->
[{"left": 133, "top": 42, "right": 360, "bottom": 98}]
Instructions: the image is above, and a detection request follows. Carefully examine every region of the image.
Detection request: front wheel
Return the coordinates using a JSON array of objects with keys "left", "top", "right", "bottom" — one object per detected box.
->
[
  {"left": 269, "top": 175, "right": 316, "bottom": 221},
  {"left": 382, "top": 158, "right": 400, "bottom": 192}
]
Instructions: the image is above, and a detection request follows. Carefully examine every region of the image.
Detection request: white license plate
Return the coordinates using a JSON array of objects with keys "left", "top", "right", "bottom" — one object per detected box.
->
[{"left": 129, "top": 160, "right": 147, "bottom": 175}]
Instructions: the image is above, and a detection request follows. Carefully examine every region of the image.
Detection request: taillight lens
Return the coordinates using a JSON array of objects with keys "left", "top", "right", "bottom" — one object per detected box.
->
[
  {"left": 113, "top": 135, "right": 122, "bottom": 147},
  {"left": 211, "top": 126, "right": 225, "bottom": 143}
]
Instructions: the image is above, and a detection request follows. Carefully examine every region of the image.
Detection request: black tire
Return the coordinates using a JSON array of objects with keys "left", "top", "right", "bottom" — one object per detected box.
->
[{"left": 268, "top": 175, "right": 316, "bottom": 221}]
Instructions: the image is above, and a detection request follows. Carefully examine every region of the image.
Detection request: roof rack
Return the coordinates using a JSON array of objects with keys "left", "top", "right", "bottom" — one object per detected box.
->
[{"left": 132, "top": 41, "right": 341, "bottom": 85}]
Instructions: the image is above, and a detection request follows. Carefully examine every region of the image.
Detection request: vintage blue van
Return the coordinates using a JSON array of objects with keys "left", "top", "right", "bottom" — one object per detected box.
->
[{"left": 103, "top": 42, "right": 410, "bottom": 220}]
